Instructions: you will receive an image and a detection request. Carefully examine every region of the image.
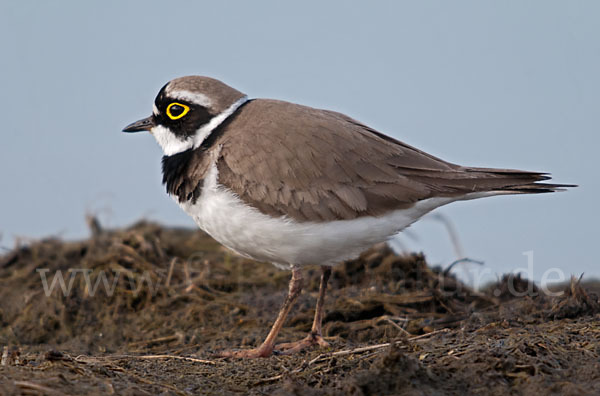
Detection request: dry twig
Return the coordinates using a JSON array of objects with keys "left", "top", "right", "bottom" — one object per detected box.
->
[
  {"left": 104, "top": 354, "right": 219, "bottom": 365},
  {"left": 308, "top": 328, "right": 452, "bottom": 365},
  {"left": 14, "top": 381, "right": 67, "bottom": 396}
]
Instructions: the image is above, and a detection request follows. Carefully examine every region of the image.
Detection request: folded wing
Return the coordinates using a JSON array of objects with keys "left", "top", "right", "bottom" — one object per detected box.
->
[{"left": 215, "top": 100, "right": 572, "bottom": 222}]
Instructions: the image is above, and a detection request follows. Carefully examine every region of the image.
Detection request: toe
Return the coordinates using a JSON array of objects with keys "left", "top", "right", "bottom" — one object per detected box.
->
[
  {"left": 274, "top": 334, "right": 330, "bottom": 354},
  {"left": 217, "top": 346, "right": 273, "bottom": 358},
  {"left": 314, "top": 335, "right": 330, "bottom": 348}
]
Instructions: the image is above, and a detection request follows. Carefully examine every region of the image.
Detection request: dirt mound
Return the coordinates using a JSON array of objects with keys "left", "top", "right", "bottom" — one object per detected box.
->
[{"left": 1, "top": 221, "right": 599, "bottom": 395}]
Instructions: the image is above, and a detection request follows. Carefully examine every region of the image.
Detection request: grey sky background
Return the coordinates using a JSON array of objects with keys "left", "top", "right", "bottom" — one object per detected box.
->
[{"left": 1, "top": 1, "right": 597, "bottom": 284}]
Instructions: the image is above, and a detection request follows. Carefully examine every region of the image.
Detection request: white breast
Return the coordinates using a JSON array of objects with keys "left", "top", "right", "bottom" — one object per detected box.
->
[{"left": 174, "top": 163, "right": 476, "bottom": 269}]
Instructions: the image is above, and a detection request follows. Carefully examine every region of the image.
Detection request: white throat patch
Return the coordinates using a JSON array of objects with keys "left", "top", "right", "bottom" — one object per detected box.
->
[{"left": 150, "top": 96, "right": 248, "bottom": 156}]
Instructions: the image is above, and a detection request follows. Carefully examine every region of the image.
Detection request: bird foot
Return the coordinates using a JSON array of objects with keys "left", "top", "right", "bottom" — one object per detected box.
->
[
  {"left": 216, "top": 345, "right": 273, "bottom": 359},
  {"left": 274, "top": 333, "right": 330, "bottom": 355}
]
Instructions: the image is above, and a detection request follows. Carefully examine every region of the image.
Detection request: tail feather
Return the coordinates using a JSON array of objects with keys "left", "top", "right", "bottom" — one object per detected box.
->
[
  {"left": 461, "top": 167, "right": 576, "bottom": 194},
  {"left": 396, "top": 165, "right": 576, "bottom": 196}
]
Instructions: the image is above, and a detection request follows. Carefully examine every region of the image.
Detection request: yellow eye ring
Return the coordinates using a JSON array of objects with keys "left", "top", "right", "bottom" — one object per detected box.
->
[{"left": 166, "top": 102, "right": 190, "bottom": 120}]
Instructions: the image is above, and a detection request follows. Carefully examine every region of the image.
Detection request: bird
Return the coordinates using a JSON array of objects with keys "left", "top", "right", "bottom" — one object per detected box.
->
[{"left": 123, "top": 76, "right": 573, "bottom": 358}]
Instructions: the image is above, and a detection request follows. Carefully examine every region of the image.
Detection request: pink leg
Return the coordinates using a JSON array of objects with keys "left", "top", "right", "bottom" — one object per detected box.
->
[
  {"left": 275, "top": 266, "right": 332, "bottom": 354},
  {"left": 218, "top": 268, "right": 303, "bottom": 358}
]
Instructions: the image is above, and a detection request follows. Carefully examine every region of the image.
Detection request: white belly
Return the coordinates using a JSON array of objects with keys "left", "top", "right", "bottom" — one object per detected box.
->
[{"left": 176, "top": 164, "right": 460, "bottom": 269}]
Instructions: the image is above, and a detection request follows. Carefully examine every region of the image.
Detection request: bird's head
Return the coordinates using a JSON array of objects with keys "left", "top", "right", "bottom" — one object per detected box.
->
[{"left": 123, "top": 76, "right": 247, "bottom": 156}]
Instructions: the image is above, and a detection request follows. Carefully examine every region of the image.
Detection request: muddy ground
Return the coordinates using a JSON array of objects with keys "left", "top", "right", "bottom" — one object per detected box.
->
[{"left": 0, "top": 221, "right": 599, "bottom": 395}]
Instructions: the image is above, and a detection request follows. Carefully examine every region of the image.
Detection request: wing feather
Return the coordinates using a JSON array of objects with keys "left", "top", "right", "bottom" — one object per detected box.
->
[{"left": 207, "top": 99, "right": 569, "bottom": 222}]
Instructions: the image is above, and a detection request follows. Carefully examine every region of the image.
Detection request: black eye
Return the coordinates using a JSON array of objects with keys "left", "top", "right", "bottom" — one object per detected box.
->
[
  {"left": 170, "top": 105, "right": 184, "bottom": 116},
  {"left": 166, "top": 102, "right": 190, "bottom": 120}
]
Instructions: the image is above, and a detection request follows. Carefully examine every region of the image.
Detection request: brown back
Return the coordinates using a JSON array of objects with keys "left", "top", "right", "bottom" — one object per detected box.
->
[{"left": 200, "top": 99, "right": 560, "bottom": 222}]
